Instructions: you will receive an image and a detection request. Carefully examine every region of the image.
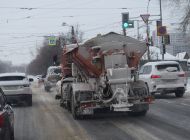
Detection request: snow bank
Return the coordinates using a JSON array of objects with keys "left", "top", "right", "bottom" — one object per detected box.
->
[{"left": 142, "top": 46, "right": 178, "bottom": 60}]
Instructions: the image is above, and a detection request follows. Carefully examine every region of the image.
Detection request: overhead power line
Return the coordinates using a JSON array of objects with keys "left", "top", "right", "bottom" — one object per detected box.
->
[{"left": 0, "top": 7, "right": 129, "bottom": 10}]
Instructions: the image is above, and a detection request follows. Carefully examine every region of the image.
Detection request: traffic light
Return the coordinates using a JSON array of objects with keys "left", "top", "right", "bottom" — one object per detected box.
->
[
  {"left": 164, "top": 34, "right": 170, "bottom": 45},
  {"left": 122, "top": 12, "right": 129, "bottom": 26},
  {"left": 122, "top": 13, "right": 134, "bottom": 29}
]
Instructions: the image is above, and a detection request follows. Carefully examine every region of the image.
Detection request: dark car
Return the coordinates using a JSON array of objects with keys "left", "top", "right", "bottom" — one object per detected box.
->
[{"left": 0, "top": 88, "right": 14, "bottom": 140}]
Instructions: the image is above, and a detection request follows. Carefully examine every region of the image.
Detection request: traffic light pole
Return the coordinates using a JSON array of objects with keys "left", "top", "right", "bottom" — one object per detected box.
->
[
  {"left": 123, "top": 28, "right": 126, "bottom": 36},
  {"left": 146, "top": 21, "right": 150, "bottom": 61}
]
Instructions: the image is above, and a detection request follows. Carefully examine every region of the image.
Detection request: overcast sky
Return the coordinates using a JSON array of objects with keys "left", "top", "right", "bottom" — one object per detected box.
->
[{"left": 0, "top": 0, "right": 183, "bottom": 65}]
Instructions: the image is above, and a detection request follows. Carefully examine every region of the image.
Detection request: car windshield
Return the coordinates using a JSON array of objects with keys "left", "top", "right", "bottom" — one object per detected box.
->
[
  {"left": 156, "top": 64, "right": 180, "bottom": 71},
  {"left": 0, "top": 76, "right": 26, "bottom": 81}
]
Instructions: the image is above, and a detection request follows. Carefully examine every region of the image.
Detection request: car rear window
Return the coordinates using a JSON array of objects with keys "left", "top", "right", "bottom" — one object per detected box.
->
[
  {"left": 0, "top": 76, "right": 26, "bottom": 81},
  {"left": 156, "top": 64, "right": 180, "bottom": 71}
]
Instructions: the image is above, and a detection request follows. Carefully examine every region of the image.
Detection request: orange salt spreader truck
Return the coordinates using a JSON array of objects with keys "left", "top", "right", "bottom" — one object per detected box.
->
[{"left": 58, "top": 32, "right": 153, "bottom": 119}]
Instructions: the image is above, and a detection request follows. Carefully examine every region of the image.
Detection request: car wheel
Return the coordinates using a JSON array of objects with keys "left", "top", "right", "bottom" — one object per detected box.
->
[
  {"left": 10, "top": 129, "right": 14, "bottom": 140},
  {"left": 4, "top": 127, "right": 11, "bottom": 140},
  {"left": 44, "top": 86, "right": 50, "bottom": 92},
  {"left": 28, "top": 96, "right": 32, "bottom": 106},
  {"left": 175, "top": 89, "right": 184, "bottom": 98}
]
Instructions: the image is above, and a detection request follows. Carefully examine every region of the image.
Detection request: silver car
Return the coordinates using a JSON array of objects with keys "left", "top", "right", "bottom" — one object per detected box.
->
[
  {"left": 0, "top": 73, "right": 32, "bottom": 106},
  {"left": 44, "top": 66, "right": 62, "bottom": 92}
]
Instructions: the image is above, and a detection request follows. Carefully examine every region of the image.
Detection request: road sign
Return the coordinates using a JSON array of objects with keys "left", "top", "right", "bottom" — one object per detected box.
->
[
  {"left": 164, "top": 34, "right": 170, "bottom": 45},
  {"left": 157, "top": 26, "right": 167, "bottom": 36},
  {"left": 140, "top": 14, "right": 150, "bottom": 24},
  {"left": 48, "top": 36, "right": 56, "bottom": 46}
]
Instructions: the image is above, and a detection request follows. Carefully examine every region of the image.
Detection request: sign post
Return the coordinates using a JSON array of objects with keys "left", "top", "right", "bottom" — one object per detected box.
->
[{"left": 141, "top": 14, "right": 150, "bottom": 61}]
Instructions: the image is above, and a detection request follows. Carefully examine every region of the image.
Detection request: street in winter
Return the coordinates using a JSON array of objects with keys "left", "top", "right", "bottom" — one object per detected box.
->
[{"left": 1, "top": 0, "right": 190, "bottom": 140}]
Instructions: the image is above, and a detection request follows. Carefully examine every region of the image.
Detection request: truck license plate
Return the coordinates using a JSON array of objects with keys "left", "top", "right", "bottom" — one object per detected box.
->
[{"left": 83, "top": 109, "right": 93, "bottom": 115}]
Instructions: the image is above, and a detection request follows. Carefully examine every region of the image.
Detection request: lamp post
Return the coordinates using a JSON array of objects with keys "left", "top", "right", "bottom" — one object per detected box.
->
[
  {"left": 146, "top": 0, "right": 151, "bottom": 61},
  {"left": 62, "top": 22, "right": 76, "bottom": 44}
]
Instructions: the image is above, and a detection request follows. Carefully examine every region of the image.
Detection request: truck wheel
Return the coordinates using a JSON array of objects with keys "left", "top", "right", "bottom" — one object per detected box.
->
[
  {"left": 60, "top": 99, "right": 65, "bottom": 107},
  {"left": 44, "top": 86, "right": 50, "bottom": 92},
  {"left": 60, "top": 100, "right": 63, "bottom": 107},
  {"left": 175, "top": 89, "right": 184, "bottom": 98},
  {"left": 129, "top": 110, "right": 147, "bottom": 117},
  {"left": 71, "top": 95, "right": 80, "bottom": 120}
]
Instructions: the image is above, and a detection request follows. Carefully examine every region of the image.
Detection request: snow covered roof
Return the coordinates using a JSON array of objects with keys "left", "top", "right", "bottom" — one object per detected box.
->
[
  {"left": 82, "top": 32, "right": 147, "bottom": 58},
  {"left": 143, "top": 61, "right": 179, "bottom": 66},
  {"left": 142, "top": 46, "right": 178, "bottom": 60}
]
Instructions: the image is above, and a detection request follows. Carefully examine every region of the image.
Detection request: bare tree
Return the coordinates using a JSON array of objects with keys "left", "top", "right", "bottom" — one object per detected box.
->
[
  {"left": 165, "top": 0, "right": 190, "bottom": 31},
  {"left": 27, "top": 26, "right": 84, "bottom": 75},
  {"left": 0, "top": 60, "right": 26, "bottom": 73}
]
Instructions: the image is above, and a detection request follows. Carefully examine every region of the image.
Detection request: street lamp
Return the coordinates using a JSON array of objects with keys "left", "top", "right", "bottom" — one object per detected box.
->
[
  {"left": 62, "top": 22, "right": 76, "bottom": 44},
  {"left": 146, "top": 0, "right": 151, "bottom": 61}
]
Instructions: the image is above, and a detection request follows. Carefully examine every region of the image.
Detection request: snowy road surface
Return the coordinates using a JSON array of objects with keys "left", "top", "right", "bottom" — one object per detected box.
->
[{"left": 13, "top": 85, "right": 190, "bottom": 140}]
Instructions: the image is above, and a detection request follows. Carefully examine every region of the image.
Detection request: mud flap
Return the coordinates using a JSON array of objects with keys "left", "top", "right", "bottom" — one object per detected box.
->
[{"left": 129, "top": 103, "right": 149, "bottom": 112}]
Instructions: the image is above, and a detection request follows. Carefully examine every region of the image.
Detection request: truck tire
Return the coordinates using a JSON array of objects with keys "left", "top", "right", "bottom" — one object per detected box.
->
[
  {"left": 71, "top": 95, "right": 80, "bottom": 120},
  {"left": 175, "top": 89, "right": 184, "bottom": 98},
  {"left": 44, "top": 86, "right": 50, "bottom": 92},
  {"left": 60, "top": 99, "right": 64, "bottom": 107}
]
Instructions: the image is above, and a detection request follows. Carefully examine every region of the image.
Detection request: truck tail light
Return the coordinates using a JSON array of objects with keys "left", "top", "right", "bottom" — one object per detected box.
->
[
  {"left": 178, "top": 73, "right": 185, "bottom": 77},
  {"left": 144, "top": 96, "right": 154, "bottom": 104},
  {"left": 151, "top": 75, "right": 161, "bottom": 79},
  {"left": 0, "top": 114, "right": 4, "bottom": 128}
]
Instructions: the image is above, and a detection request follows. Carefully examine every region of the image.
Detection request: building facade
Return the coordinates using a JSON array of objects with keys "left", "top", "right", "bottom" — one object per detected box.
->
[{"left": 152, "top": 31, "right": 190, "bottom": 56}]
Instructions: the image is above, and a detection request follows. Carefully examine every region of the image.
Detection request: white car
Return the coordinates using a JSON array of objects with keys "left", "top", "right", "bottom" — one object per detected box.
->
[
  {"left": 44, "top": 66, "right": 62, "bottom": 92},
  {"left": 139, "top": 61, "right": 187, "bottom": 97},
  {"left": 0, "top": 73, "right": 32, "bottom": 106}
]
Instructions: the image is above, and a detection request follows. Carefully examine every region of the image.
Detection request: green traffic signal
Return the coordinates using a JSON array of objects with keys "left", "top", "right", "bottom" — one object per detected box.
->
[
  {"left": 123, "top": 22, "right": 129, "bottom": 28},
  {"left": 122, "top": 21, "right": 134, "bottom": 29}
]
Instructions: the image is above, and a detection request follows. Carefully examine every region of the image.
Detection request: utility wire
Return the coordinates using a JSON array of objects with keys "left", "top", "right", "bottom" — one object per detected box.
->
[{"left": 0, "top": 7, "right": 129, "bottom": 10}]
